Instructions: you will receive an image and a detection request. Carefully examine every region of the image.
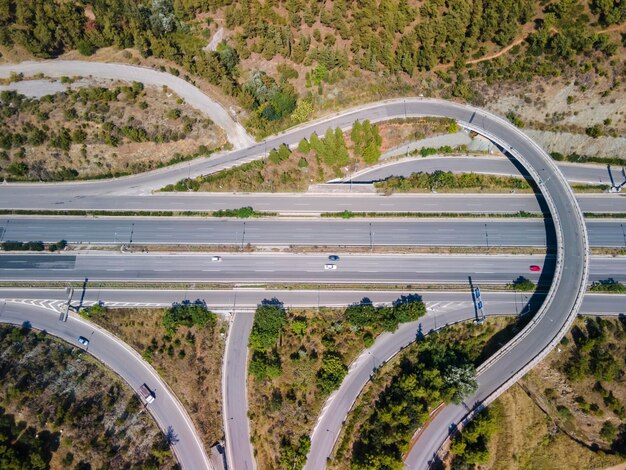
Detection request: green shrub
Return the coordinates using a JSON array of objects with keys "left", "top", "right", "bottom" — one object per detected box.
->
[
  {"left": 249, "top": 301, "right": 287, "bottom": 351},
  {"left": 162, "top": 299, "right": 217, "bottom": 333}
]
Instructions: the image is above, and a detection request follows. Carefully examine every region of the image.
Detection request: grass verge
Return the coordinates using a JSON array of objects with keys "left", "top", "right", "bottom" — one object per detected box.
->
[{"left": 87, "top": 305, "right": 225, "bottom": 450}]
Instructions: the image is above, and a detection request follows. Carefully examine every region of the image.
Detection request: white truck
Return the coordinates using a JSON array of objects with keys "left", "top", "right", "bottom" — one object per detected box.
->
[{"left": 139, "top": 384, "right": 155, "bottom": 404}]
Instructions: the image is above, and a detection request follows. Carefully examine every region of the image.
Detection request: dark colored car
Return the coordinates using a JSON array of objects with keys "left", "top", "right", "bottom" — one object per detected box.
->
[
  {"left": 529, "top": 265, "right": 541, "bottom": 272},
  {"left": 328, "top": 255, "right": 340, "bottom": 261}
]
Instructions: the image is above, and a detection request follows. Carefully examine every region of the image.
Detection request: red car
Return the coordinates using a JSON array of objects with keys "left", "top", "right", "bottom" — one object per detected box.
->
[{"left": 529, "top": 265, "right": 541, "bottom": 272}]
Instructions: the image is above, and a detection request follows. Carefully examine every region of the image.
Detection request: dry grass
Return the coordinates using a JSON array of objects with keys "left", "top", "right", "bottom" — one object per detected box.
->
[
  {"left": 376, "top": 117, "right": 455, "bottom": 152},
  {"left": 89, "top": 307, "right": 225, "bottom": 450},
  {"left": 247, "top": 307, "right": 371, "bottom": 469},
  {"left": 0, "top": 77, "right": 225, "bottom": 180},
  {"left": 486, "top": 384, "right": 623, "bottom": 470}
]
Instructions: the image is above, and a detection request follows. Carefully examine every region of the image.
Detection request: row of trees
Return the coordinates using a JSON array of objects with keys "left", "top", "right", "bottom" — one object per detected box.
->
[
  {"left": 1, "top": 240, "right": 67, "bottom": 252},
  {"left": 249, "top": 300, "right": 288, "bottom": 380},
  {"left": 376, "top": 170, "right": 530, "bottom": 193},
  {"left": 345, "top": 294, "right": 426, "bottom": 333}
]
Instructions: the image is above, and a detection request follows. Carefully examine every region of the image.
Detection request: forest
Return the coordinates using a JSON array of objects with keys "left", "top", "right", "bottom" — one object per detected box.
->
[{"left": 1, "top": 0, "right": 623, "bottom": 134}]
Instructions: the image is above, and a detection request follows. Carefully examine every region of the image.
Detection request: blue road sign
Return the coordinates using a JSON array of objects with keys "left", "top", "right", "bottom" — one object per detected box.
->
[{"left": 475, "top": 287, "right": 481, "bottom": 299}]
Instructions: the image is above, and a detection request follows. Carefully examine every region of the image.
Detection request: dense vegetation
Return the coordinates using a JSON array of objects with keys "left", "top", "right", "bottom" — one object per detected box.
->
[
  {"left": 2, "top": 0, "right": 621, "bottom": 136},
  {"left": 449, "top": 407, "right": 501, "bottom": 466},
  {"left": 589, "top": 278, "right": 626, "bottom": 293},
  {"left": 345, "top": 294, "right": 426, "bottom": 333},
  {"left": 340, "top": 318, "right": 520, "bottom": 469},
  {"left": 375, "top": 170, "right": 532, "bottom": 193},
  {"left": 0, "top": 324, "right": 174, "bottom": 468},
  {"left": 2, "top": 240, "right": 67, "bottom": 251},
  {"left": 564, "top": 317, "right": 624, "bottom": 384},
  {"left": 247, "top": 295, "right": 426, "bottom": 469},
  {"left": 248, "top": 300, "right": 288, "bottom": 381},
  {"left": 163, "top": 299, "right": 217, "bottom": 333}
]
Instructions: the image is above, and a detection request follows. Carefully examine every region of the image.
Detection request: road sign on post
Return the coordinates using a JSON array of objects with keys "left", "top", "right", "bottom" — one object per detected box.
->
[{"left": 474, "top": 286, "right": 486, "bottom": 323}]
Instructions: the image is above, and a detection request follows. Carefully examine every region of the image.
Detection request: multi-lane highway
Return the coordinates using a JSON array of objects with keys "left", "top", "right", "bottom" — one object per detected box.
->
[
  {"left": 0, "top": 191, "right": 625, "bottom": 213},
  {"left": 0, "top": 301, "right": 212, "bottom": 469},
  {"left": 0, "top": 252, "right": 621, "bottom": 285},
  {"left": 2, "top": 217, "right": 626, "bottom": 247}
]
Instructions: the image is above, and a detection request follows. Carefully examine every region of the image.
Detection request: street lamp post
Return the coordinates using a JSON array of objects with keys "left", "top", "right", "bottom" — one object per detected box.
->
[{"left": 484, "top": 223, "right": 489, "bottom": 249}]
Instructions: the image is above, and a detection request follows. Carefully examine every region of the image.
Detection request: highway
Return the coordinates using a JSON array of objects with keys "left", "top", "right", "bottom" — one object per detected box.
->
[
  {"left": 344, "top": 155, "right": 621, "bottom": 185},
  {"left": 0, "top": 288, "right": 623, "bottom": 317},
  {"left": 2, "top": 217, "right": 626, "bottom": 248},
  {"left": 2, "top": 287, "right": 623, "bottom": 470},
  {"left": 0, "top": 301, "right": 212, "bottom": 469},
  {"left": 0, "top": 252, "right": 619, "bottom": 285},
  {"left": 0, "top": 190, "right": 625, "bottom": 213}
]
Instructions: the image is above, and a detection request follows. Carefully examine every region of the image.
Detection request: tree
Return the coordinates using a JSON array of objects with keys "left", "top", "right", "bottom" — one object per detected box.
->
[
  {"left": 317, "top": 353, "right": 347, "bottom": 393},
  {"left": 450, "top": 407, "right": 499, "bottom": 465},
  {"left": 444, "top": 364, "right": 478, "bottom": 404},
  {"left": 162, "top": 299, "right": 217, "bottom": 333},
  {"left": 249, "top": 300, "right": 287, "bottom": 351},
  {"left": 510, "top": 276, "right": 536, "bottom": 291}
]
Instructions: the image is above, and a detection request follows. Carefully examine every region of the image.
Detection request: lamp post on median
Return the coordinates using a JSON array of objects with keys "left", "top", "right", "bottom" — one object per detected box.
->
[{"left": 241, "top": 221, "right": 246, "bottom": 250}]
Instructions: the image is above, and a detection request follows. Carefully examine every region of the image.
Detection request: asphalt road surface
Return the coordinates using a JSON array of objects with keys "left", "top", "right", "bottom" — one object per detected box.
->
[
  {"left": 1, "top": 217, "right": 625, "bottom": 248},
  {"left": 0, "top": 252, "right": 619, "bottom": 285},
  {"left": 345, "top": 155, "right": 622, "bottom": 185},
  {"left": 223, "top": 312, "right": 256, "bottom": 470},
  {"left": 0, "top": 301, "right": 211, "bottom": 469},
  {"left": 0, "top": 288, "right": 624, "bottom": 316},
  {"left": 0, "top": 191, "right": 625, "bottom": 213}
]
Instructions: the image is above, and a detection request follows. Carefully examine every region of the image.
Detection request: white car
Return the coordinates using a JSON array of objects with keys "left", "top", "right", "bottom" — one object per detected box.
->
[
  {"left": 77, "top": 336, "right": 89, "bottom": 346},
  {"left": 211, "top": 256, "right": 222, "bottom": 262},
  {"left": 324, "top": 264, "right": 337, "bottom": 270}
]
